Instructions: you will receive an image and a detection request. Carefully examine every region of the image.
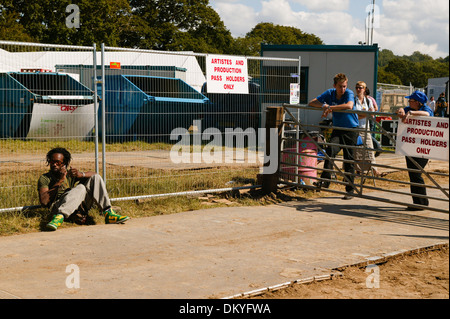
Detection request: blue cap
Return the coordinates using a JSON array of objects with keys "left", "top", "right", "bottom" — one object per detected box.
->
[{"left": 405, "top": 90, "right": 428, "bottom": 105}]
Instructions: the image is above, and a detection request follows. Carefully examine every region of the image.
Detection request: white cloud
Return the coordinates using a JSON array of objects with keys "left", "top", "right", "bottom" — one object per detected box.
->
[
  {"left": 213, "top": 2, "right": 258, "bottom": 37},
  {"left": 259, "top": 0, "right": 297, "bottom": 25},
  {"left": 292, "top": 0, "right": 350, "bottom": 12},
  {"left": 383, "top": 0, "right": 449, "bottom": 20},
  {"left": 209, "top": 0, "right": 449, "bottom": 59},
  {"left": 257, "top": 3, "right": 363, "bottom": 46},
  {"left": 294, "top": 11, "right": 362, "bottom": 45},
  {"left": 374, "top": 0, "right": 449, "bottom": 58}
]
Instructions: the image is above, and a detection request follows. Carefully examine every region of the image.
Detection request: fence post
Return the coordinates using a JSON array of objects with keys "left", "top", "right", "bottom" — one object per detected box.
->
[
  {"left": 93, "top": 43, "right": 99, "bottom": 174},
  {"left": 101, "top": 43, "right": 106, "bottom": 182},
  {"left": 261, "top": 106, "right": 283, "bottom": 194}
]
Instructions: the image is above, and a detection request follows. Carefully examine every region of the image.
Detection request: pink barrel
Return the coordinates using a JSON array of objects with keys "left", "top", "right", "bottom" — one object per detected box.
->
[{"left": 280, "top": 136, "right": 318, "bottom": 184}]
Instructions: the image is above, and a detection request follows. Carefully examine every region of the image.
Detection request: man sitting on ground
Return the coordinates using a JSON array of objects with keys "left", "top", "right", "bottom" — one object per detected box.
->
[{"left": 38, "top": 147, "right": 130, "bottom": 231}]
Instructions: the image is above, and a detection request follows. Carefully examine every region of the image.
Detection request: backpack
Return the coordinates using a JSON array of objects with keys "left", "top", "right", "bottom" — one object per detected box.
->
[{"left": 436, "top": 98, "right": 448, "bottom": 109}]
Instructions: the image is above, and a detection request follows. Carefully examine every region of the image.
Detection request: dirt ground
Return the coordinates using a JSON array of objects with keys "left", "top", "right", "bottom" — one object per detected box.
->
[
  {"left": 1, "top": 151, "right": 448, "bottom": 300},
  {"left": 250, "top": 247, "right": 449, "bottom": 299}
]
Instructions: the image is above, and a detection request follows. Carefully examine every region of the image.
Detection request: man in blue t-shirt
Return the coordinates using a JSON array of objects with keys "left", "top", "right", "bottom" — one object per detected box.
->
[{"left": 308, "top": 73, "right": 359, "bottom": 199}]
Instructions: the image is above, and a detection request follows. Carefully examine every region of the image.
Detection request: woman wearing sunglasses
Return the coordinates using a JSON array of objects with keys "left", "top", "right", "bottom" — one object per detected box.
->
[{"left": 353, "top": 81, "right": 384, "bottom": 178}]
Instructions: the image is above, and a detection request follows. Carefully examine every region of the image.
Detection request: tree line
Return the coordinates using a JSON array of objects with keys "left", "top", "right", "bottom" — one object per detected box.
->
[
  {"left": 0, "top": 0, "right": 321, "bottom": 53},
  {"left": 378, "top": 50, "right": 449, "bottom": 88},
  {"left": 1, "top": 0, "right": 448, "bottom": 86}
]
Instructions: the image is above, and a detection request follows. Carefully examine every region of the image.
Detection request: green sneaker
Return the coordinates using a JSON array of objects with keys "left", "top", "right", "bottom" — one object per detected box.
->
[
  {"left": 46, "top": 214, "right": 64, "bottom": 231},
  {"left": 104, "top": 209, "right": 130, "bottom": 224}
]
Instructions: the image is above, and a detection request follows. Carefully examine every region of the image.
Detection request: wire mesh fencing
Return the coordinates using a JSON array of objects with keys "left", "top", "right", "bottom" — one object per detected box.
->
[
  {"left": 99, "top": 46, "right": 300, "bottom": 202},
  {"left": 0, "top": 41, "right": 98, "bottom": 212},
  {"left": 0, "top": 41, "right": 300, "bottom": 212}
]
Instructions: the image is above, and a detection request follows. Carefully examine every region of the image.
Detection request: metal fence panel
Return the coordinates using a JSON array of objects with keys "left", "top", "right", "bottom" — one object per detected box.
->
[
  {"left": 279, "top": 104, "right": 449, "bottom": 213},
  {"left": 99, "top": 47, "right": 300, "bottom": 201},
  {"left": 0, "top": 41, "right": 98, "bottom": 212},
  {"left": 0, "top": 41, "right": 299, "bottom": 212}
]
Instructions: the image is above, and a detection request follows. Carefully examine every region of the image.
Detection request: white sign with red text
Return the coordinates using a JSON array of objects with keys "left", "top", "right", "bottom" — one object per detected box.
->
[
  {"left": 206, "top": 55, "right": 249, "bottom": 94},
  {"left": 27, "top": 103, "right": 97, "bottom": 140},
  {"left": 395, "top": 116, "right": 449, "bottom": 161},
  {"left": 290, "top": 83, "right": 300, "bottom": 104}
]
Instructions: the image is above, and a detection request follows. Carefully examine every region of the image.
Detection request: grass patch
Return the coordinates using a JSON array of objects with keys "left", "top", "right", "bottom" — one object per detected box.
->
[
  {"left": 0, "top": 139, "right": 175, "bottom": 154},
  {"left": 1, "top": 167, "right": 448, "bottom": 237},
  {"left": 0, "top": 162, "right": 266, "bottom": 236},
  {"left": 1, "top": 137, "right": 448, "bottom": 237},
  {"left": 0, "top": 186, "right": 289, "bottom": 236}
]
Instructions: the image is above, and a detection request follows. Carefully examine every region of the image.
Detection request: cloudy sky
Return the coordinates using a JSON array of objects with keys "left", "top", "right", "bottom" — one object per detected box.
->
[{"left": 209, "top": 0, "right": 449, "bottom": 59}]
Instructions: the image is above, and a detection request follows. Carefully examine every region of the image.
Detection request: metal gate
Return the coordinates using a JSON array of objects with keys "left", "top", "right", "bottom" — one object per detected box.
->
[{"left": 279, "top": 104, "right": 449, "bottom": 214}]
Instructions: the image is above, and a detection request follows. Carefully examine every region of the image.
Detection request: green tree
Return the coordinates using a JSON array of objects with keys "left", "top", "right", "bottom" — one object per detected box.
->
[
  {"left": 378, "top": 49, "right": 396, "bottom": 67},
  {"left": 378, "top": 50, "right": 449, "bottom": 87},
  {"left": 436, "top": 56, "right": 449, "bottom": 64},
  {"left": 0, "top": 10, "right": 34, "bottom": 42},
  {"left": 403, "top": 51, "right": 433, "bottom": 63},
  {"left": 230, "top": 37, "right": 262, "bottom": 56},
  {"left": 1, "top": 0, "right": 134, "bottom": 47},
  {"left": 384, "top": 58, "right": 425, "bottom": 87},
  {"left": 232, "top": 22, "right": 323, "bottom": 56},
  {"left": 377, "top": 67, "right": 402, "bottom": 85},
  {"left": 247, "top": 23, "right": 323, "bottom": 45},
  {"left": 420, "top": 60, "right": 449, "bottom": 78},
  {"left": 74, "top": 0, "right": 133, "bottom": 47},
  {"left": 126, "top": 0, "right": 234, "bottom": 53}
]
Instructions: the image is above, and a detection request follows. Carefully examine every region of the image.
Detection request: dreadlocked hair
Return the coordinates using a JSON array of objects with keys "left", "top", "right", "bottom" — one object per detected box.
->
[{"left": 46, "top": 147, "right": 72, "bottom": 167}]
